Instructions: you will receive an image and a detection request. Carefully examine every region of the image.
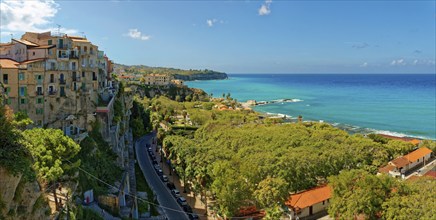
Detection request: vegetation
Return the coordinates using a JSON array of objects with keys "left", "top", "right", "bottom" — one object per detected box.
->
[
  {"left": 119, "top": 63, "right": 226, "bottom": 78},
  {"left": 75, "top": 123, "right": 123, "bottom": 196},
  {"left": 328, "top": 170, "right": 436, "bottom": 219},
  {"left": 135, "top": 163, "right": 159, "bottom": 216},
  {"left": 0, "top": 104, "right": 34, "bottom": 180}
]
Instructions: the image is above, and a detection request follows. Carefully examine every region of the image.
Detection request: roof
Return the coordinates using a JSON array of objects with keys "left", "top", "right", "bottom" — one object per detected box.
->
[
  {"left": 379, "top": 134, "right": 422, "bottom": 145},
  {"left": 20, "top": 58, "right": 46, "bottom": 64},
  {"left": 390, "top": 157, "right": 410, "bottom": 168},
  {"left": 378, "top": 164, "right": 396, "bottom": 174},
  {"left": 286, "top": 185, "right": 331, "bottom": 210},
  {"left": 404, "top": 147, "right": 432, "bottom": 163},
  {"left": 0, "top": 59, "right": 19, "bottom": 69},
  {"left": 424, "top": 170, "right": 436, "bottom": 179},
  {"left": 31, "top": 45, "right": 56, "bottom": 49},
  {"left": 12, "top": 39, "right": 39, "bottom": 47}
]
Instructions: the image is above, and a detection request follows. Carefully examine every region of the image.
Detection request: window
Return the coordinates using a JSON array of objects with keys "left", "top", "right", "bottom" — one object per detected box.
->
[
  {"left": 19, "top": 87, "right": 26, "bottom": 96},
  {"left": 60, "top": 86, "right": 65, "bottom": 96},
  {"left": 50, "top": 74, "right": 54, "bottom": 83},
  {"left": 32, "top": 52, "right": 35, "bottom": 56},
  {"left": 36, "top": 108, "right": 44, "bottom": 115},
  {"left": 4, "top": 87, "right": 10, "bottom": 95},
  {"left": 3, "top": 74, "right": 8, "bottom": 84},
  {"left": 19, "top": 72, "right": 25, "bottom": 80},
  {"left": 82, "top": 71, "right": 85, "bottom": 77},
  {"left": 37, "top": 120, "right": 42, "bottom": 126},
  {"left": 37, "top": 75, "right": 42, "bottom": 80},
  {"left": 323, "top": 201, "right": 325, "bottom": 205},
  {"left": 48, "top": 39, "right": 52, "bottom": 45},
  {"left": 20, "top": 98, "right": 26, "bottom": 104},
  {"left": 37, "top": 98, "right": 43, "bottom": 104}
]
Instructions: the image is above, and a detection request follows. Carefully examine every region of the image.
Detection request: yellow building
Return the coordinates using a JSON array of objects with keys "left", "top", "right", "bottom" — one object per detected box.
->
[
  {"left": 0, "top": 31, "right": 111, "bottom": 139},
  {"left": 143, "top": 73, "right": 173, "bottom": 86}
]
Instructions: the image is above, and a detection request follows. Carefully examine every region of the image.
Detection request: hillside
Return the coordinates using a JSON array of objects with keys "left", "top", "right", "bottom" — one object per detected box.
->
[{"left": 116, "top": 64, "right": 228, "bottom": 81}]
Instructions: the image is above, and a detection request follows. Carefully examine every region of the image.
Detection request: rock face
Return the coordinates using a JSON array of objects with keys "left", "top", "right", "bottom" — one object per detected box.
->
[
  {"left": 173, "top": 72, "right": 228, "bottom": 81},
  {"left": 0, "top": 167, "right": 50, "bottom": 220}
]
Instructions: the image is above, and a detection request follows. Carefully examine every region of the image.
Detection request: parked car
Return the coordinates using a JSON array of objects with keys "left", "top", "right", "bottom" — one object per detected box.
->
[
  {"left": 187, "top": 213, "right": 199, "bottom": 220},
  {"left": 161, "top": 175, "right": 168, "bottom": 182},
  {"left": 171, "top": 189, "right": 180, "bottom": 198},
  {"left": 156, "top": 169, "right": 163, "bottom": 176},
  {"left": 154, "top": 165, "right": 161, "bottom": 171},
  {"left": 167, "top": 182, "right": 176, "bottom": 190},
  {"left": 177, "top": 197, "right": 188, "bottom": 206},
  {"left": 182, "top": 205, "right": 192, "bottom": 213},
  {"left": 152, "top": 159, "right": 158, "bottom": 165}
]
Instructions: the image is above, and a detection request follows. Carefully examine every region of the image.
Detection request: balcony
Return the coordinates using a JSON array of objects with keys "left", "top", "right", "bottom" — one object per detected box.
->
[
  {"left": 46, "top": 66, "right": 57, "bottom": 71},
  {"left": 48, "top": 90, "right": 57, "bottom": 96},
  {"left": 3, "top": 79, "right": 8, "bottom": 84},
  {"left": 69, "top": 53, "right": 79, "bottom": 59},
  {"left": 72, "top": 76, "right": 81, "bottom": 82},
  {"left": 59, "top": 79, "right": 66, "bottom": 84},
  {"left": 36, "top": 91, "right": 44, "bottom": 96},
  {"left": 92, "top": 76, "right": 97, "bottom": 81}
]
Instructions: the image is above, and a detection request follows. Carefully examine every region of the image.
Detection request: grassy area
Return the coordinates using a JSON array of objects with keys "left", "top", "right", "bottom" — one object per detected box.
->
[{"left": 135, "top": 163, "right": 159, "bottom": 216}]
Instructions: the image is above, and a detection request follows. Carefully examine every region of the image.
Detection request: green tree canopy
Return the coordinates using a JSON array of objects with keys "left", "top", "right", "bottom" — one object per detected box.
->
[{"left": 22, "top": 128, "right": 81, "bottom": 183}]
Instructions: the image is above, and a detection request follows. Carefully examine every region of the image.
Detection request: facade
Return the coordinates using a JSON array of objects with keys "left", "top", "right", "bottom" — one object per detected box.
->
[
  {"left": 285, "top": 185, "right": 332, "bottom": 220},
  {"left": 0, "top": 31, "right": 115, "bottom": 140},
  {"left": 142, "top": 73, "right": 173, "bottom": 86},
  {"left": 378, "top": 147, "right": 433, "bottom": 178}
]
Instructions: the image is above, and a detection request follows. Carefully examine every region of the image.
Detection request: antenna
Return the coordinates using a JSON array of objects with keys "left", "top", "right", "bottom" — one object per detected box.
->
[
  {"left": 56, "top": 24, "right": 61, "bottom": 35},
  {"left": 10, "top": 33, "right": 13, "bottom": 42},
  {"left": 80, "top": 32, "right": 86, "bottom": 38}
]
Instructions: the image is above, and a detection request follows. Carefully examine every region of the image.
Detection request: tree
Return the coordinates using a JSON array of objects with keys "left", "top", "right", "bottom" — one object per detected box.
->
[
  {"left": 254, "top": 176, "right": 288, "bottom": 208},
  {"left": 382, "top": 177, "right": 436, "bottom": 220},
  {"left": 23, "top": 128, "right": 81, "bottom": 210},
  {"left": 328, "top": 170, "right": 396, "bottom": 220}
]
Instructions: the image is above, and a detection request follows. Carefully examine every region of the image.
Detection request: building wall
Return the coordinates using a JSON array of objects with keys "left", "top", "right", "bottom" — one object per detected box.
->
[
  {"left": 27, "top": 49, "right": 48, "bottom": 60},
  {"left": 409, "top": 154, "right": 432, "bottom": 170},
  {"left": 12, "top": 43, "right": 28, "bottom": 62},
  {"left": 291, "top": 200, "right": 330, "bottom": 219}
]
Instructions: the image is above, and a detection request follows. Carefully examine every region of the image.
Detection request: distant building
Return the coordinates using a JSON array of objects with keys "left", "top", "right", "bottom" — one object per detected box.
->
[
  {"left": 378, "top": 147, "right": 433, "bottom": 178},
  {"left": 142, "top": 73, "right": 173, "bottom": 86},
  {"left": 285, "top": 185, "right": 332, "bottom": 220}
]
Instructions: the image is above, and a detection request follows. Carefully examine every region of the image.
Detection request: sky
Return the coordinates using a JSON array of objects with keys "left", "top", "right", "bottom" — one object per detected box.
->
[{"left": 1, "top": 0, "right": 435, "bottom": 74}]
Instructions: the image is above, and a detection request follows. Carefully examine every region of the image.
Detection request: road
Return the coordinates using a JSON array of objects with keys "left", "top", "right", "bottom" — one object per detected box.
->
[{"left": 135, "top": 132, "right": 189, "bottom": 220}]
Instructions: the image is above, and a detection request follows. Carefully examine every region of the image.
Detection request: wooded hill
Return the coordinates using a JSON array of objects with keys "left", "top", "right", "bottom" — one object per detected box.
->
[{"left": 116, "top": 64, "right": 228, "bottom": 80}]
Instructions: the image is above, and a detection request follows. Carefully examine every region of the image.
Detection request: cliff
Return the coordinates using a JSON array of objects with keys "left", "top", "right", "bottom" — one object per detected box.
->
[
  {"left": 173, "top": 72, "right": 228, "bottom": 81},
  {"left": 0, "top": 167, "right": 50, "bottom": 220}
]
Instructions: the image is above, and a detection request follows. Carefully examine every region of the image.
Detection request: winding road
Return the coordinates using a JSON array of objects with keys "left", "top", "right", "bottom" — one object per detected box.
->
[{"left": 135, "top": 132, "right": 189, "bottom": 220}]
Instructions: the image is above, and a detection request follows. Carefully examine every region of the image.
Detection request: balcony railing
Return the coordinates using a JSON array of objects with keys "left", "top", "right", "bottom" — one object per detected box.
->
[
  {"left": 59, "top": 79, "right": 66, "bottom": 84},
  {"left": 3, "top": 80, "right": 8, "bottom": 84},
  {"left": 36, "top": 91, "right": 44, "bottom": 96},
  {"left": 48, "top": 90, "right": 57, "bottom": 95},
  {"left": 72, "top": 76, "right": 81, "bottom": 82}
]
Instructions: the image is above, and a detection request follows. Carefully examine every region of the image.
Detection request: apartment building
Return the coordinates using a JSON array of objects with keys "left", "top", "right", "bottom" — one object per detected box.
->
[
  {"left": 0, "top": 31, "right": 114, "bottom": 140},
  {"left": 142, "top": 73, "right": 173, "bottom": 86}
]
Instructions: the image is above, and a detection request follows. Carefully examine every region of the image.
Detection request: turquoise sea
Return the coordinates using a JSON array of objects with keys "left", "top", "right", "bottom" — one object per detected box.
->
[{"left": 186, "top": 74, "right": 436, "bottom": 140}]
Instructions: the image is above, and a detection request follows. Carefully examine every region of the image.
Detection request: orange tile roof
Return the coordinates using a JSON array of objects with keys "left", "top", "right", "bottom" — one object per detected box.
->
[
  {"left": 424, "top": 170, "right": 436, "bottom": 179},
  {"left": 409, "top": 139, "right": 421, "bottom": 145},
  {"left": 285, "top": 185, "right": 331, "bottom": 210},
  {"left": 390, "top": 157, "right": 410, "bottom": 168},
  {"left": 404, "top": 147, "right": 432, "bottom": 163},
  {"left": 378, "top": 164, "right": 396, "bottom": 174},
  {"left": 0, "top": 59, "right": 19, "bottom": 69}
]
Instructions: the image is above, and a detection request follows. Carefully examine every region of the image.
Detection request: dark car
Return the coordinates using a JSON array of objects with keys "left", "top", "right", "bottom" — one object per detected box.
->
[
  {"left": 167, "top": 182, "right": 176, "bottom": 190},
  {"left": 182, "top": 205, "right": 192, "bottom": 213},
  {"left": 187, "top": 213, "right": 199, "bottom": 220}
]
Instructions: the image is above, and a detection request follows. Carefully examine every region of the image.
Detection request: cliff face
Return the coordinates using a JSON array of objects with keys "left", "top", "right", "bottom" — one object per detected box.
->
[
  {"left": 0, "top": 167, "right": 50, "bottom": 220},
  {"left": 173, "top": 72, "right": 228, "bottom": 81}
]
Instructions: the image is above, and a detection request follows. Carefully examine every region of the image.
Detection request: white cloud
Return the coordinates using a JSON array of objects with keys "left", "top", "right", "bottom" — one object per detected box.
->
[
  {"left": 125, "top": 29, "right": 150, "bottom": 41},
  {"left": 207, "top": 19, "right": 214, "bottom": 27},
  {"left": 258, "top": 0, "right": 272, "bottom": 16},
  {"left": 206, "top": 19, "right": 223, "bottom": 27},
  {"left": 360, "top": 62, "right": 368, "bottom": 67},
  {"left": 0, "top": 0, "right": 77, "bottom": 37},
  {"left": 413, "top": 59, "right": 418, "bottom": 65},
  {"left": 390, "top": 59, "right": 406, "bottom": 66}
]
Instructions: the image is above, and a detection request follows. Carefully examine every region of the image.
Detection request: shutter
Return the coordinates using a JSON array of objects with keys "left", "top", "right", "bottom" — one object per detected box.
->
[{"left": 24, "top": 87, "right": 27, "bottom": 96}]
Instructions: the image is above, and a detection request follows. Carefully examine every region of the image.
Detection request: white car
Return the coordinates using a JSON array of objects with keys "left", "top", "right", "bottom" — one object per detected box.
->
[
  {"left": 171, "top": 189, "right": 181, "bottom": 198},
  {"left": 161, "top": 175, "right": 168, "bottom": 182}
]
